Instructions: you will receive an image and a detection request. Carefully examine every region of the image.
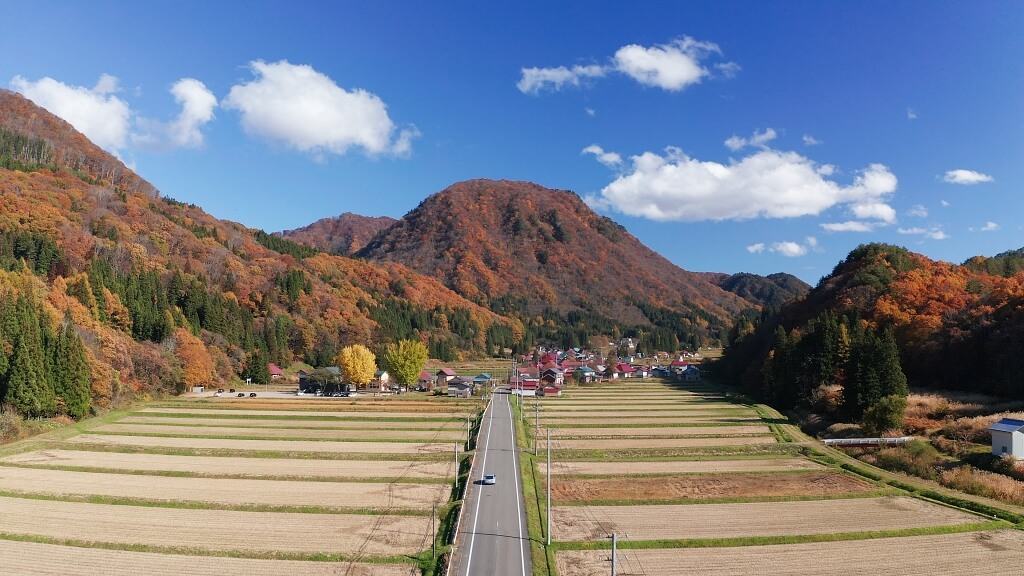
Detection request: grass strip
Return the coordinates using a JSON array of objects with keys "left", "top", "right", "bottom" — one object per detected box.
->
[
  {"left": 0, "top": 489, "right": 435, "bottom": 516},
  {"left": 551, "top": 444, "right": 802, "bottom": 461},
  {"left": 113, "top": 420, "right": 464, "bottom": 432},
  {"left": 515, "top": 398, "right": 555, "bottom": 576},
  {"left": 0, "top": 531, "right": 424, "bottom": 564},
  {"left": 550, "top": 488, "right": 897, "bottom": 507},
  {"left": 0, "top": 462, "right": 452, "bottom": 483},
  {"left": 45, "top": 442, "right": 452, "bottom": 461},
  {"left": 127, "top": 412, "right": 463, "bottom": 422},
  {"left": 78, "top": 430, "right": 457, "bottom": 444},
  {"left": 535, "top": 421, "right": 763, "bottom": 429},
  {"left": 551, "top": 520, "right": 1010, "bottom": 551}
]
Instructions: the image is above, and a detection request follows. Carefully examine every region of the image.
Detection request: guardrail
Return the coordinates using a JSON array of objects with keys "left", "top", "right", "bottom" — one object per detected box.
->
[
  {"left": 823, "top": 436, "right": 914, "bottom": 446},
  {"left": 446, "top": 402, "right": 487, "bottom": 576}
]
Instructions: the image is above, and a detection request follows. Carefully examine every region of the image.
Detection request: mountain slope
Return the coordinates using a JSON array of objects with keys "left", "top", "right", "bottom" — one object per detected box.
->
[
  {"left": 357, "top": 179, "right": 753, "bottom": 347},
  {"left": 723, "top": 243, "right": 1024, "bottom": 400},
  {"left": 0, "top": 90, "right": 517, "bottom": 416},
  {"left": 280, "top": 212, "right": 397, "bottom": 256}
]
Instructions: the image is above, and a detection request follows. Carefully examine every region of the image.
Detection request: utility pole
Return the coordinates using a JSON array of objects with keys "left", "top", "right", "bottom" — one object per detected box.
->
[
  {"left": 431, "top": 503, "right": 436, "bottom": 559},
  {"left": 454, "top": 442, "right": 459, "bottom": 494},
  {"left": 611, "top": 532, "right": 617, "bottom": 576},
  {"left": 546, "top": 427, "right": 551, "bottom": 547}
]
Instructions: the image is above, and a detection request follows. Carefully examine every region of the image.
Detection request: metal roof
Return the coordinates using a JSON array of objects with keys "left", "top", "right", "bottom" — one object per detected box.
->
[{"left": 989, "top": 418, "right": 1024, "bottom": 433}]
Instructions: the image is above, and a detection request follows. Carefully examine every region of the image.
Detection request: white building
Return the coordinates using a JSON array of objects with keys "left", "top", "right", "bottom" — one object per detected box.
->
[{"left": 989, "top": 418, "right": 1024, "bottom": 458}]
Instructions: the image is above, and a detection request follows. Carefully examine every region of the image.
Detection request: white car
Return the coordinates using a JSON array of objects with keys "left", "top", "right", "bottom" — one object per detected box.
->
[{"left": 483, "top": 473, "right": 496, "bottom": 485}]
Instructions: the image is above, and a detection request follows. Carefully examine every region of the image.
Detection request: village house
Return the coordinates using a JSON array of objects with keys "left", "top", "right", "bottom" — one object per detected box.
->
[
  {"left": 447, "top": 376, "right": 474, "bottom": 398},
  {"left": 435, "top": 368, "right": 458, "bottom": 390},
  {"left": 989, "top": 418, "right": 1024, "bottom": 458},
  {"left": 268, "top": 363, "right": 284, "bottom": 379},
  {"left": 417, "top": 370, "right": 434, "bottom": 391}
]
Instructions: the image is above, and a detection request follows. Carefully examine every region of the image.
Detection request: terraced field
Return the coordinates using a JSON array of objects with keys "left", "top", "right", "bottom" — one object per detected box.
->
[
  {"left": 521, "top": 380, "right": 1021, "bottom": 576},
  {"left": 0, "top": 393, "right": 483, "bottom": 575}
]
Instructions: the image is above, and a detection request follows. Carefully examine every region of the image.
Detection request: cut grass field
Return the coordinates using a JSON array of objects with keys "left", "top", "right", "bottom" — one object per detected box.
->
[
  {"left": 549, "top": 471, "right": 878, "bottom": 503},
  {"left": 90, "top": 423, "right": 467, "bottom": 441},
  {"left": 0, "top": 496, "right": 433, "bottom": 555},
  {"left": 545, "top": 457, "right": 822, "bottom": 476},
  {"left": 545, "top": 425, "right": 771, "bottom": 437},
  {"left": 1, "top": 396, "right": 475, "bottom": 576},
  {"left": 68, "top": 434, "right": 457, "bottom": 454},
  {"left": 1, "top": 449, "right": 453, "bottom": 479},
  {"left": 0, "top": 467, "right": 449, "bottom": 511},
  {"left": 551, "top": 496, "right": 984, "bottom": 541},
  {"left": 552, "top": 436, "right": 778, "bottom": 450},
  {"left": 119, "top": 416, "right": 468, "bottom": 430},
  {"left": 0, "top": 539, "right": 421, "bottom": 576},
  {"left": 139, "top": 408, "right": 473, "bottom": 419},
  {"left": 555, "top": 530, "right": 1024, "bottom": 576}
]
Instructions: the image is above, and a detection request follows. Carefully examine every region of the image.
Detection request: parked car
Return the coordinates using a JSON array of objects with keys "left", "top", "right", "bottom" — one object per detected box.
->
[
  {"left": 217, "top": 388, "right": 224, "bottom": 393},
  {"left": 483, "top": 473, "right": 497, "bottom": 485},
  {"left": 249, "top": 392, "right": 257, "bottom": 397},
  {"left": 213, "top": 391, "right": 222, "bottom": 397},
  {"left": 229, "top": 388, "right": 236, "bottom": 393},
  {"left": 236, "top": 393, "right": 245, "bottom": 397}
]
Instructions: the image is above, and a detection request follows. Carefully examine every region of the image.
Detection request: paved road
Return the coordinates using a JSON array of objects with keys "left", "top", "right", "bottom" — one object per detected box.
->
[{"left": 455, "top": 391, "right": 531, "bottom": 576}]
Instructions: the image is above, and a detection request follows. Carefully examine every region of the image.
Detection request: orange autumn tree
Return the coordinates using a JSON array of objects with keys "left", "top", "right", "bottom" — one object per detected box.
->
[{"left": 174, "top": 327, "right": 214, "bottom": 391}]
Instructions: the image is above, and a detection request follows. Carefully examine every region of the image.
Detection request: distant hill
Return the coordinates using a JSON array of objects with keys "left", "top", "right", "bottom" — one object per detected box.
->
[
  {"left": 280, "top": 212, "right": 397, "bottom": 256},
  {"left": 356, "top": 179, "right": 753, "bottom": 349},
  {"left": 704, "top": 272, "right": 810, "bottom": 309},
  {"left": 963, "top": 247, "right": 1024, "bottom": 277}
]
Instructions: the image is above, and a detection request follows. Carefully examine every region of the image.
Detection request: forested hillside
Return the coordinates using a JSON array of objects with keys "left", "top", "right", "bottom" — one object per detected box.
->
[{"left": 723, "top": 243, "right": 1024, "bottom": 430}]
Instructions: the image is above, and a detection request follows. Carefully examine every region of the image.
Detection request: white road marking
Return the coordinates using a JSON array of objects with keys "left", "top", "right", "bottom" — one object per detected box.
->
[{"left": 463, "top": 395, "right": 494, "bottom": 576}]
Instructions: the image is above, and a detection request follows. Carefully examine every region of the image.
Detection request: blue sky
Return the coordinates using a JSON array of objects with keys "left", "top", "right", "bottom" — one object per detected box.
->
[{"left": 1, "top": 1, "right": 1021, "bottom": 284}]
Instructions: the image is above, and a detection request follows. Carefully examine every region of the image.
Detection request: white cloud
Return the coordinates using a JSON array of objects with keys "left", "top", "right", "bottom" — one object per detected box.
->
[
  {"left": 724, "top": 128, "right": 777, "bottom": 151},
  {"left": 11, "top": 73, "right": 132, "bottom": 153},
  {"left": 805, "top": 236, "right": 822, "bottom": 252},
  {"left": 614, "top": 36, "right": 723, "bottom": 91},
  {"left": 222, "top": 60, "right": 416, "bottom": 157},
  {"left": 821, "top": 221, "right": 875, "bottom": 232},
  {"left": 898, "top": 226, "right": 948, "bottom": 240},
  {"left": 942, "top": 169, "right": 993, "bottom": 185},
  {"left": 134, "top": 78, "right": 217, "bottom": 149},
  {"left": 941, "top": 199, "right": 950, "bottom": 207},
  {"left": 771, "top": 241, "right": 807, "bottom": 257},
  {"left": 851, "top": 202, "right": 896, "bottom": 223},
  {"left": 585, "top": 107, "right": 596, "bottom": 117},
  {"left": 746, "top": 243, "right": 765, "bottom": 254},
  {"left": 981, "top": 221, "right": 1000, "bottom": 232},
  {"left": 907, "top": 204, "right": 928, "bottom": 218},
  {"left": 518, "top": 35, "right": 735, "bottom": 94},
  {"left": 581, "top": 144, "right": 622, "bottom": 168},
  {"left": 516, "top": 64, "right": 606, "bottom": 94},
  {"left": 802, "top": 134, "right": 821, "bottom": 146},
  {"left": 907, "top": 108, "right": 918, "bottom": 120},
  {"left": 166, "top": 79, "right": 217, "bottom": 147},
  {"left": 584, "top": 145, "right": 897, "bottom": 223}
]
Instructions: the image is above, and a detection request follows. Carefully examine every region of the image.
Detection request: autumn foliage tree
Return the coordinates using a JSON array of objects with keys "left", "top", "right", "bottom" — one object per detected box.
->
[
  {"left": 381, "top": 339, "right": 428, "bottom": 385},
  {"left": 174, "top": 328, "right": 214, "bottom": 391},
  {"left": 337, "top": 344, "right": 376, "bottom": 387}
]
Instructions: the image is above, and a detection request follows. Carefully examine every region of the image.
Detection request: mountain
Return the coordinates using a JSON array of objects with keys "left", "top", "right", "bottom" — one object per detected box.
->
[
  {"left": 356, "top": 179, "right": 753, "bottom": 349},
  {"left": 0, "top": 89, "right": 517, "bottom": 417},
  {"left": 722, "top": 243, "right": 1024, "bottom": 402},
  {"left": 704, "top": 272, "right": 811, "bottom": 309},
  {"left": 280, "top": 212, "right": 397, "bottom": 256}
]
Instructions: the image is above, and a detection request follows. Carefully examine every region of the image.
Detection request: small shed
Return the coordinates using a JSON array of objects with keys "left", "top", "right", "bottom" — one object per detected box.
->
[
  {"left": 989, "top": 418, "right": 1024, "bottom": 458},
  {"left": 268, "top": 363, "right": 284, "bottom": 379}
]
